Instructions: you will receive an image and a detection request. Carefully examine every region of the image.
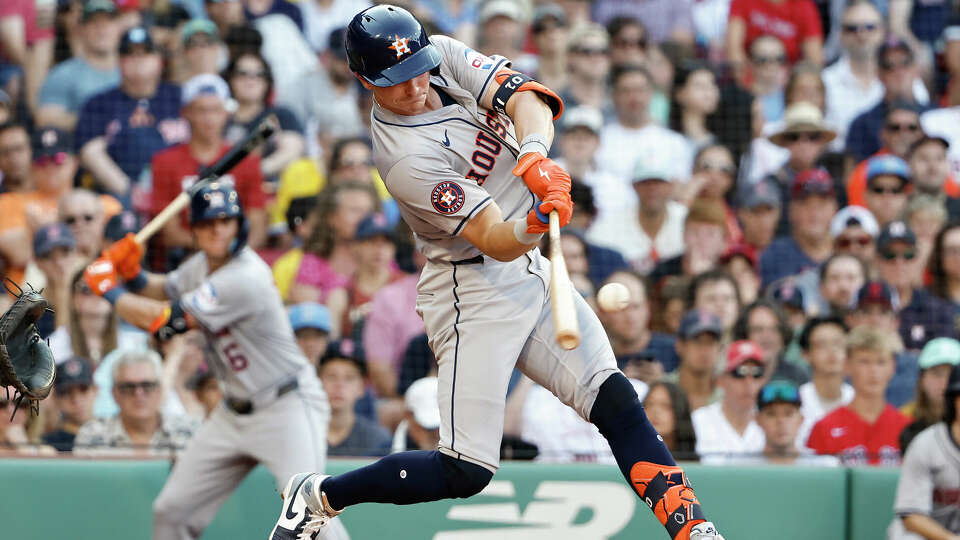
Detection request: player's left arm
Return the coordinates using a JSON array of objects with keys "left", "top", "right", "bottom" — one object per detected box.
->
[{"left": 461, "top": 201, "right": 541, "bottom": 262}]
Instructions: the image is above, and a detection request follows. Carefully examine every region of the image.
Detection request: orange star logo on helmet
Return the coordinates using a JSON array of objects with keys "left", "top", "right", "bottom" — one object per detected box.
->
[{"left": 389, "top": 35, "right": 411, "bottom": 58}]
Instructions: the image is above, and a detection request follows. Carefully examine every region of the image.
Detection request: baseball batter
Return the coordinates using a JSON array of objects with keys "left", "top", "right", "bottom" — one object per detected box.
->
[
  {"left": 82, "top": 184, "right": 348, "bottom": 540},
  {"left": 890, "top": 364, "right": 960, "bottom": 539},
  {"left": 270, "top": 6, "right": 724, "bottom": 540}
]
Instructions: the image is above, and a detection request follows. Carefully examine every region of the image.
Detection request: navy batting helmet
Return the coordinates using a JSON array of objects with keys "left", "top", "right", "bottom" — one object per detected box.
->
[
  {"left": 189, "top": 182, "right": 248, "bottom": 255},
  {"left": 345, "top": 5, "right": 441, "bottom": 87}
]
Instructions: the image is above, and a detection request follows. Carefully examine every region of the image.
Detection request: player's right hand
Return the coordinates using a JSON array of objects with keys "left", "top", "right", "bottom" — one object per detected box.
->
[
  {"left": 84, "top": 258, "right": 121, "bottom": 297},
  {"left": 525, "top": 192, "right": 573, "bottom": 234},
  {"left": 102, "top": 233, "right": 143, "bottom": 281},
  {"left": 512, "top": 153, "right": 569, "bottom": 200}
]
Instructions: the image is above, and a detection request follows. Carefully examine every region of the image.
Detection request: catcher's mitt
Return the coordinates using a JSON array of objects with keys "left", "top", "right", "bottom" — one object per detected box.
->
[{"left": 0, "top": 280, "right": 55, "bottom": 419}]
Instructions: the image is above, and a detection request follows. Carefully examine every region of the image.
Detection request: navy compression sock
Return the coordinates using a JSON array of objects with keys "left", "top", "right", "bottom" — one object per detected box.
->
[{"left": 322, "top": 450, "right": 492, "bottom": 510}]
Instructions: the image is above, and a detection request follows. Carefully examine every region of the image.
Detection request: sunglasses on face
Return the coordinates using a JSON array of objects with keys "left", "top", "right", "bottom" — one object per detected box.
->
[
  {"left": 115, "top": 381, "right": 159, "bottom": 395},
  {"left": 759, "top": 381, "right": 800, "bottom": 404},
  {"left": 234, "top": 69, "right": 266, "bottom": 79},
  {"left": 783, "top": 132, "right": 823, "bottom": 143},
  {"left": 186, "top": 36, "right": 217, "bottom": 49},
  {"left": 573, "top": 47, "right": 608, "bottom": 56},
  {"left": 64, "top": 214, "right": 95, "bottom": 226},
  {"left": 842, "top": 23, "right": 879, "bottom": 34},
  {"left": 880, "top": 58, "right": 912, "bottom": 71},
  {"left": 696, "top": 162, "right": 736, "bottom": 175},
  {"left": 836, "top": 235, "right": 872, "bottom": 248},
  {"left": 34, "top": 152, "right": 68, "bottom": 167},
  {"left": 730, "top": 363, "right": 765, "bottom": 379},
  {"left": 884, "top": 122, "right": 920, "bottom": 133},
  {"left": 869, "top": 184, "right": 905, "bottom": 195},
  {"left": 882, "top": 250, "right": 916, "bottom": 260},
  {"left": 613, "top": 37, "right": 646, "bottom": 49},
  {"left": 751, "top": 55, "right": 787, "bottom": 66}
]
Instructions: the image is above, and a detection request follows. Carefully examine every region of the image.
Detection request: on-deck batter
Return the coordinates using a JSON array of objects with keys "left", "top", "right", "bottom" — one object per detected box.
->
[
  {"left": 269, "top": 5, "right": 725, "bottom": 540},
  {"left": 83, "top": 183, "right": 348, "bottom": 540}
]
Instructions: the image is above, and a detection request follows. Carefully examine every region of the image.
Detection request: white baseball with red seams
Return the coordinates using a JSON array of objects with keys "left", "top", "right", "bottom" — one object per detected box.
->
[{"left": 597, "top": 282, "right": 631, "bottom": 312}]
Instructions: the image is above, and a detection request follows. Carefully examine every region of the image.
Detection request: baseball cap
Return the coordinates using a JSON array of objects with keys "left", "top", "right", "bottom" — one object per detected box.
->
[
  {"left": 181, "top": 74, "right": 231, "bottom": 106},
  {"left": 118, "top": 26, "right": 157, "bottom": 55},
  {"left": 769, "top": 278, "right": 805, "bottom": 310},
  {"left": 919, "top": 338, "right": 960, "bottom": 370},
  {"left": 791, "top": 168, "right": 835, "bottom": 199},
  {"left": 479, "top": 0, "right": 524, "bottom": 24},
  {"left": 532, "top": 4, "right": 567, "bottom": 33},
  {"left": 31, "top": 126, "right": 73, "bottom": 160},
  {"left": 877, "top": 220, "right": 917, "bottom": 251},
  {"left": 909, "top": 135, "right": 950, "bottom": 157},
  {"left": 632, "top": 156, "right": 675, "bottom": 183},
  {"left": 719, "top": 242, "right": 757, "bottom": 268},
  {"left": 736, "top": 178, "right": 781, "bottom": 209},
  {"left": 878, "top": 36, "right": 914, "bottom": 65},
  {"left": 55, "top": 356, "right": 93, "bottom": 392},
  {"left": 866, "top": 155, "right": 911, "bottom": 185},
  {"left": 181, "top": 19, "right": 219, "bottom": 45},
  {"left": 354, "top": 213, "right": 393, "bottom": 241},
  {"left": 405, "top": 376, "right": 441, "bottom": 430},
  {"left": 725, "top": 340, "right": 767, "bottom": 373},
  {"left": 288, "top": 302, "right": 332, "bottom": 333},
  {"left": 104, "top": 211, "right": 143, "bottom": 242},
  {"left": 678, "top": 309, "right": 723, "bottom": 340},
  {"left": 757, "top": 380, "right": 802, "bottom": 409},
  {"left": 854, "top": 280, "right": 900, "bottom": 311},
  {"left": 830, "top": 206, "right": 880, "bottom": 239},
  {"left": 769, "top": 102, "right": 837, "bottom": 147},
  {"left": 319, "top": 338, "right": 366, "bottom": 374},
  {"left": 33, "top": 223, "right": 75, "bottom": 257},
  {"left": 81, "top": 0, "right": 116, "bottom": 22},
  {"left": 562, "top": 105, "right": 603, "bottom": 134}
]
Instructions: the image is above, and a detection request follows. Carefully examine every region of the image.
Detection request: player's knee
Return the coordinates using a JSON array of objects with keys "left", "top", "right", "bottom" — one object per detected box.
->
[
  {"left": 152, "top": 493, "right": 187, "bottom": 526},
  {"left": 589, "top": 372, "right": 643, "bottom": 435},
  {"left": 439, "top": 453, "right": 493, "bottom": 499}
]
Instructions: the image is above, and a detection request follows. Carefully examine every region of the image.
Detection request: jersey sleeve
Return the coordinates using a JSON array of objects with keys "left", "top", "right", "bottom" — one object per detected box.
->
[
  {"left": 37, "top": 64, "right": 72, "bottom": 109},
  {"left": 384, "top": 154, "right": 493, "bottom": 237},
  {"left": 430, "top": 35, "right": 510, "bottom": 104},
  {"left": 179, "top": 269, "right": 261, "bottom": 333},
  {"left": 805, "top": 417, "right": 829, "bottom": 455},
  {"left": 894, "top": 430, "right": 934, "bottom": 516}
]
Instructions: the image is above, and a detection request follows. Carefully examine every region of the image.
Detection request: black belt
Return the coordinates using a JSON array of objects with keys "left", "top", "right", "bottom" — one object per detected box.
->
[
  {"left": 225, "top": 379, "right": 298, "bottom": 415},
  {"left": 451, "top": 255, "right": 483, "bottom": 266}
]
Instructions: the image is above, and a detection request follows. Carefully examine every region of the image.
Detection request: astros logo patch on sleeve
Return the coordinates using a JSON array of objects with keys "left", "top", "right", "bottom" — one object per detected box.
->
[{"left": 431, "top": 182, "right": 466, "bottom": 214}]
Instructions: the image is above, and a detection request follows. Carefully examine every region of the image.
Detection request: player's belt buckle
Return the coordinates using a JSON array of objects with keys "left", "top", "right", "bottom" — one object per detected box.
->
[
  {"left": 225, "top": 379, "right": 299, "bottom": 415},
  {"left": 451, "top": 255, "right": 483, "bottom": 266}
]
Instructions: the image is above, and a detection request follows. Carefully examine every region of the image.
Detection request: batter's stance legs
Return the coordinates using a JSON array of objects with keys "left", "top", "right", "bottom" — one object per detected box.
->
[{"left": 271, "top": 372, "right": 723, "bottom": 540}]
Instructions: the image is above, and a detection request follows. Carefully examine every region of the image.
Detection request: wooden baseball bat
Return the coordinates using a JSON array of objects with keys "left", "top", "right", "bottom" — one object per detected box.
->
[
  {"left": 548, "top": 210, "right": 580, "bottom": 350},
  {"left": 133, "top": 115, "right": 277, "bottom": 246}
]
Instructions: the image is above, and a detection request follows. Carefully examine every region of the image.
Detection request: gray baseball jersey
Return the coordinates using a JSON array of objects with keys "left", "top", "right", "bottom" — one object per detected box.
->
[
  {"left": 373, "top": 36, "right": 619, "bottom": 472},
  {"left": 165, "top": 246, "right": 309, "bottom": 399},
  {"left": 891, "top": 423, "right": 960, "bottom": 537},
  {"left": 155, "top": 246, "right": 349, "bottom": 540}
]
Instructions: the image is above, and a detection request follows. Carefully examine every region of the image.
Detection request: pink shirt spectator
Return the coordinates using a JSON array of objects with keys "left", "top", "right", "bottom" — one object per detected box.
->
[
  {"left": 362, "top": 273, "right": 424, "bottom": 374},
  {"left": 295, "top": 253, "right": 351, "bottom": 302}
]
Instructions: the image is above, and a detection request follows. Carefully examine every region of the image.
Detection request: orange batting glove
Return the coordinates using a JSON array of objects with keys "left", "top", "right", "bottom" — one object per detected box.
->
[
  {"left": 84, "top": 258, "right": 123, "bottom": 301},
  {"left": 512, "top": 153, "right": 570, "bottom": 200},
  {"left": 102, "top": 233, "right": 143, "bottom": 281},
  {"left": 526, "top": 192, "right": 574, "bottom": 234}
]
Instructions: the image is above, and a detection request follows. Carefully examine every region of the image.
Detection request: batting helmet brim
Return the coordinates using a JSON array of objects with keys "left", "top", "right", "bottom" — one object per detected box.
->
[{"left": 360, "top": 44, "right": 441, "bottom": 87}]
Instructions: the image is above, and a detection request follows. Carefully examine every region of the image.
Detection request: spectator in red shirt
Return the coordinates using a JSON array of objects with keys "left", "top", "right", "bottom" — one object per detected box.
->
[
  {"left": 150, "top": 73, "right": 267, "bottom": 257},
  {"left": 807, "top": 325, "right": 911, "bottom": 465},
  {"left": 726, "top": 0, "right": 824, "bottom": 79}
]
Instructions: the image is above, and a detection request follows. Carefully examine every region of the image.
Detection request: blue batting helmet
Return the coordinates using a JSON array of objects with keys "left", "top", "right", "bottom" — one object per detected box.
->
[
  {"left": 189, "top": 182, "right": 248, "bottom": 255},
  {"left": 345, "top": 4, "right": 441, "bottom": 87}
]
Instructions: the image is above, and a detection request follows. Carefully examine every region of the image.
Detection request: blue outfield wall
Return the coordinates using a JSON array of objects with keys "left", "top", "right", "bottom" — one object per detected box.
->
[{"left": 0, "top": 459, "right": 896, "bottom": 540}]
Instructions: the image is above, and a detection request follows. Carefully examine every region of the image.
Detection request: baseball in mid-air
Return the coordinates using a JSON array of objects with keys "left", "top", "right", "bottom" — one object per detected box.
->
[{"left": 597, "top": 282, "right": 630, "bottom": 312}]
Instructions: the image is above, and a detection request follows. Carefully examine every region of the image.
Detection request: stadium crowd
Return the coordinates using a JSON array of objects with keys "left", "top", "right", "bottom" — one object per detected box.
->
[{"left": 4, "top": 0, "right": 960, "bottom": 493}]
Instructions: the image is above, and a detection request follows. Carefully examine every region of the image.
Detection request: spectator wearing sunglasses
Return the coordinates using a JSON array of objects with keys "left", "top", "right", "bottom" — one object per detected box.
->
[
  {"left": 876, "top": 221, "right": 959, "bottom": 354},
  {"left": 807, "top": 326, "right": 910, "bottom": 465},
  {"left": 831, "top": 205, "right": 879, "bottom": 266},
  {"left": 74, "top": 350, "right": 197, "bottom": 457},
  {"left": 58, "top": 189, "right": 108, "bottom": 259},
  {"left": 559, "top": 24, "right": 612, "bottom": 114},
  {"left": 846, "top": 38, "right": 931, "bottom": 163},
  {"left": 847, "top": 106, "right": 924, "bottom": 210},
  {"left": 692, "top": 340, "right": 768, "bottom": 463},
  {"left": 42, "top": 356, "right": 97, "bottom": 452},
  {"left": 725, "top": 0, "right": 823, "bottom": 78}
]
